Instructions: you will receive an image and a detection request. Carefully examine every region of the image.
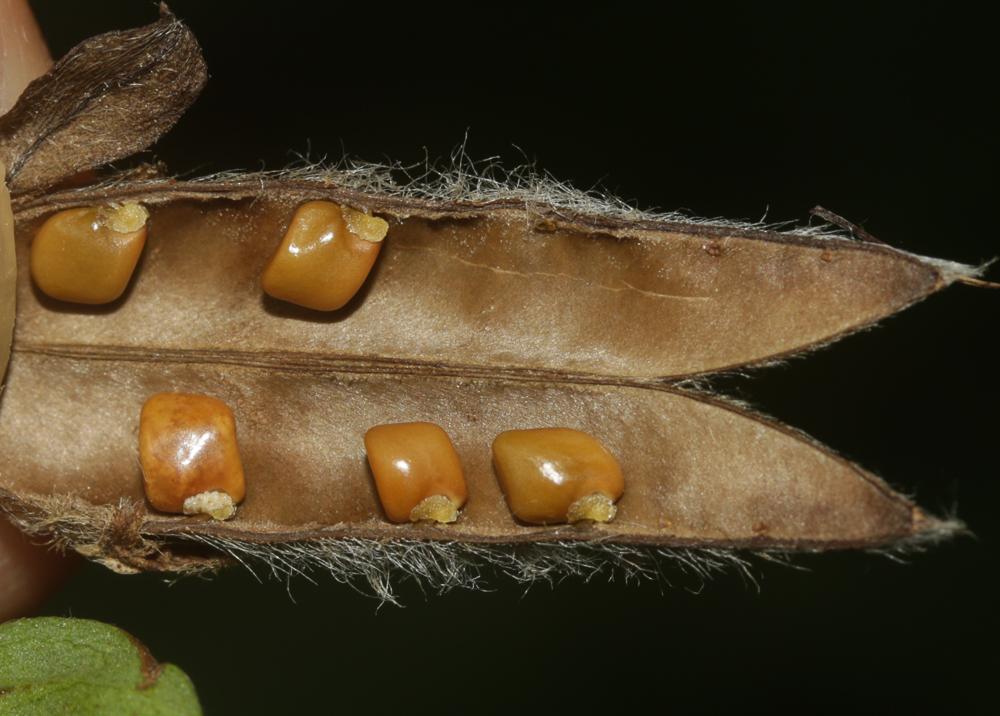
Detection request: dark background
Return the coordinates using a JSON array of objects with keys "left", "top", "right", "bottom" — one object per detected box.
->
[{"left": 28, "top": 2, "right": 997, "bottom": 713}]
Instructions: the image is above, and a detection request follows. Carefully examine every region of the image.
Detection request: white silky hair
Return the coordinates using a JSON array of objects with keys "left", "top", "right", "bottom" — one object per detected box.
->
[
  {"left": 1, "top": 491, "right": 965, "bottom": 606},
  {"left": 175, "top": 519, "right": 964, "bottom": 606}
]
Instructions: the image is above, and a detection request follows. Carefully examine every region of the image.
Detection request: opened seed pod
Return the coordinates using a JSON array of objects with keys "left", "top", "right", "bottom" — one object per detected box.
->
[{"left": 0, "top": 9, "right": 986, "bottom": 598}]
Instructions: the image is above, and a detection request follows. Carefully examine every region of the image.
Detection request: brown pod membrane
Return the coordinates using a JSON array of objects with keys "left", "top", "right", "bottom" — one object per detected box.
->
[
  {"left": 9, "top": 181, "right": 979, "bottom": 381},
  {"left": 0, "top": 7, "right": 206, "bottom": 194},
  {"left": 0, "top": 352, "right": 946, "bottom": 564}
]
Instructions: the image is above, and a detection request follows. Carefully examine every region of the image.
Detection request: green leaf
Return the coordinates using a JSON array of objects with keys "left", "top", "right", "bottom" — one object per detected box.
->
[{"left": 0, "top": 617, "right": 201, "bottom": 715}]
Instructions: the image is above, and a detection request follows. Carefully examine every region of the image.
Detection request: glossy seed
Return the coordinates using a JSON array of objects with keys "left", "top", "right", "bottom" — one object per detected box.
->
[
  {"left": 491, "top": 428, "right": 625, "bottom": 525},
  {"left": 261, "top": 200, "right": 387, "bottom": 311},
  {"left": 364, "top": 422, "right": 468, "bottom": 523},
  {"left": 30, "top": 203, "right": 148, "bottom": 304},
  {"left": 139, "top": 392, "right": 246, "bottom": 520}
]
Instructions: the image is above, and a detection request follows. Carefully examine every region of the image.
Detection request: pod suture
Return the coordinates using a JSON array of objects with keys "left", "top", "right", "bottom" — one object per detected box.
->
[{"left": 0, "top": 9, "right": 981, "bottom": 595}]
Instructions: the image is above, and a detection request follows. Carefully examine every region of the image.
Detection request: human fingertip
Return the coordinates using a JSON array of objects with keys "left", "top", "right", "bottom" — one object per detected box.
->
[
  {"left": 0, "top": 516, "right": 77, "bottom": 622},
  {"left": 0, "top": 0, "right": 53, "bottom": 114}
]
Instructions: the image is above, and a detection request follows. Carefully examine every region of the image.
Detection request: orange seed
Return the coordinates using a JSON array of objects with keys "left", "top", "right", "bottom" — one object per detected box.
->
[
  {"left": 31, "top": 203, "right": 148, "bottom": 304},
  {"left": 139, "top": 393, "right": 246, "bottom": 520},
  {"left": 491, "top": 428, "right": 624, "bottom": 525},
  {"left": 364, "top": 422, "right": 468, "bottom": 524},
  {"left": 261, "top": 200, "right": 387, "bottom": 311}
]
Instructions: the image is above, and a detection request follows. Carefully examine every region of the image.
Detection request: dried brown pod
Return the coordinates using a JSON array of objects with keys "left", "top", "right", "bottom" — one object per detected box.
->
[{"left": 0, "top": 9, "right": 985, "bottom": 598}]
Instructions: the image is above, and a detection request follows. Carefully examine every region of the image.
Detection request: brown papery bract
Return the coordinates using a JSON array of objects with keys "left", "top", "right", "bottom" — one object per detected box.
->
[
  {"left": 0, "top": 7, "right": 205, "bottom": 195},
  {"left": 0, "top": 10, "right": 977, "bottom": 591}
]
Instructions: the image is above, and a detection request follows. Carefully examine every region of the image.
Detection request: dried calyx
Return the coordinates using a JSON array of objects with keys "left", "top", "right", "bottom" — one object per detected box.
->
[
  {"left": 0, "top": 9, "right": 982, "bottom": 592},
  {"left": 0, "top": 7, "right": 206, "bottom": 194}
]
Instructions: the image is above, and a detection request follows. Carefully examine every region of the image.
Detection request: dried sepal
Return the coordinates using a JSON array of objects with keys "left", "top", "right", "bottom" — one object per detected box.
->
[{"left": 0, "top": 5, "right": 206, "bottom": 195}]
